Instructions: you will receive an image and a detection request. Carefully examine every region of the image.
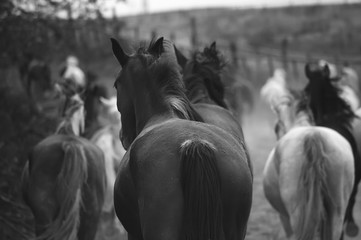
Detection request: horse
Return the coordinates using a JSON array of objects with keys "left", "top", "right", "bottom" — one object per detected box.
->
[
  {"left": 111, "top": 37, "right": 253, "bottom": 240},
  {"left": 222, "top": 66, "right": 255, "bottom": 122},
  {"left": 341, "top": 63, "right": 360, "bottom": 98},
  {"left": 174, "top": 42, "right": 246, "bottom": 144},
  {"left": 21, "top": 95, "right": 106, "bottom": 240},
  {"left": 315, "top": 60, "right": 360, "bottom": 112},
  {"left": 58, "top": 55, "right": 87, "bottom": 95},
  {"left": 263, "top": 89, "right": 355, "bottom": 240},
  {"left": 260, "top": 68, "right": 289, "bottom": 112},
  {"left": 83, "top": 81, "right": 113, "bottom": 138},
  {"left": 88, "top": 95, "right": 126, "bottom": 235},
  {"left": 302, "top": 61, "right": 361, "bottom": 237},
  {"left": 19, "top": 54, "right": 53, "bottom": 113}
]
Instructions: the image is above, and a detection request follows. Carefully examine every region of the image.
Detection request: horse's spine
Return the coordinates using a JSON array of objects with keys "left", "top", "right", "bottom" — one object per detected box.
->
[
  {"left": 180, "top": 138, "right": 223, "bottom": 240},
  {"left": 296, "top": 132, "right": 333, "bottom": 240}
]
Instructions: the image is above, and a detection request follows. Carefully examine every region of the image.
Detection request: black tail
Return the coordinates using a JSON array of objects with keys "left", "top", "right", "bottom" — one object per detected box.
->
[{"left": 180, "top": 138, "right": 223, "bottom": 240}]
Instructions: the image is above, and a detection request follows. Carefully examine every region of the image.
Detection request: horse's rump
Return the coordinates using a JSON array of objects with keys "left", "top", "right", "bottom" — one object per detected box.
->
[
  {"left": 23, "top": 135, "right": 106, "bottom": 240},
  {"left": 193, "top": 103, "right": 245, "bottom": 144},
  {"left": 296, "top": 131, "right": 333, "bottom": 240},
  {"left": 180, "top": 138, "right": 223, "bottom": 240},
  {"left": 115, "top": 119, "right": 253, "bottom": 239},
  {"left": 265, "top": 127, "right": 354, "bottom": 240}
]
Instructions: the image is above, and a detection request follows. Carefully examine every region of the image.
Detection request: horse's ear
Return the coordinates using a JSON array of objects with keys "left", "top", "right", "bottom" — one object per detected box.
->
[
  {"left": 174, "top": 45, "right": 188, "bottom": 70},
  {"left": 305, "top": 63, "right": 312, "bottom": 80},
  {"left": 111, "top": 38, "right": 129, "bottom": 67},
  {"left": 210, "top": 41, "right": 216, "bottom": 50},
  {"left": 322, "top": 64, "right": 330, "bottom": 78},
  {"left": 149, "top": 37, "right": 164, "bottom": 57}
]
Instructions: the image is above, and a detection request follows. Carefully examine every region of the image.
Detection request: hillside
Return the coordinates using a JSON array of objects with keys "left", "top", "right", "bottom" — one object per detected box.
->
[{"left": 119, "top": 3, "right": 361, "bottom": 58}]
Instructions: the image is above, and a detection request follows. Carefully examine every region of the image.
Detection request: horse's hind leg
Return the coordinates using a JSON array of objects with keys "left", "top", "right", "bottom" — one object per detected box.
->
[
  {"left": 280, "top": 214, "right": 293, "bottom": 238},
  {"left": 78, "top": 192, "right": 103, "bottom": 240},
  {"left": 26, "top": 182, "right": 58, "bottom": 236},
  {"left": 344, "top": 174, "right": 361, "bottom": 236}
]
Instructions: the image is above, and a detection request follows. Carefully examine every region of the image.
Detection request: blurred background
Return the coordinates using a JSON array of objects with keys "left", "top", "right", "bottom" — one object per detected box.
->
[{"left": 1, "top": 0, "right": 361, "bottom": 239}]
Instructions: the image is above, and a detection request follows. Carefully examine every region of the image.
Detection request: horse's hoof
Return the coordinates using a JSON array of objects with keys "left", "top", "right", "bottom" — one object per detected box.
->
[{"left": 345, "top": 222, "right": 359, "bottom": 237}]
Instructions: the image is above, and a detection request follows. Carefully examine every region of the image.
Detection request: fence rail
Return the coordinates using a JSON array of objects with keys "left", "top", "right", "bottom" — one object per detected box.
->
[{"left": 119, "top": 17, "right": 361, "bottom": 87}]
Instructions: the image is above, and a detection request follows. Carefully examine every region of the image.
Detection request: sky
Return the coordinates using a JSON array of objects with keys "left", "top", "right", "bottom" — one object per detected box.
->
[{"left": 103, "top": 0, "right": 360, "bottom": 17}]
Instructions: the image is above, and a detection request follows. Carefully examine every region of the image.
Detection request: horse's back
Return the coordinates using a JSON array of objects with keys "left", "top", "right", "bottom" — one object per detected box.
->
[
  {"left": 193, "top": 103, "right": 245, "bottom": 143},
  {"left": 132, "top": 119, "right": 251, "bottom": 178},
  {"left": 114, "top": 119, "right": 252, "bottom": 239}
]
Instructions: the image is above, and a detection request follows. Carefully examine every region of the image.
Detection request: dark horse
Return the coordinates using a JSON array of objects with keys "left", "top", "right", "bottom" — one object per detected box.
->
[
  {"left": 22, "top": 96, "right": 106, "bottom": 240},
  {"left": 19, "top": 54, "right": 52, "bottom": 102},
  {"left": 174, "top": 42, "right": 246, "bottom": 145},
  {"left": 83, "top": 80, "right": 112, "bottom": 138},
  {"left": 111, "top": 37, "right": 253, "bottom": 239},
  {"left": 300, "top": 62, "right": 361, "bottom": 237}
]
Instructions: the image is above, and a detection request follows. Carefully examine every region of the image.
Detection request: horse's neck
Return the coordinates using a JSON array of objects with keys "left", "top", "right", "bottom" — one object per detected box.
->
[
  {"left": 131, "top": 90, "right": 173, "bottom": 136},
  {"left": 293, "top": 113, "right": 312, "bottom": 127},
  {"left": 56, "top": 120, "right": 76, "bottom": 135},
  {"left": 191, "top": 89, "right": 213, "bottom": 105},
  {"left": 56, "top": 115, "right": 83, "bottom": 136},
  {"left": 186, "top": 75, "right": 215, "bottom": 105}
]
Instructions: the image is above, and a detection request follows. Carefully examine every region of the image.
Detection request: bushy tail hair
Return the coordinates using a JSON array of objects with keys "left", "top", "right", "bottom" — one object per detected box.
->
[
  {"left": 295, "top": 132, "right": 334, "bottom": 240},
  {"left": 180, "top": 138, "right": 223, "bottom": 240},
  {"left": 36, "top": 141, "right": 88, "bottom": 240}
]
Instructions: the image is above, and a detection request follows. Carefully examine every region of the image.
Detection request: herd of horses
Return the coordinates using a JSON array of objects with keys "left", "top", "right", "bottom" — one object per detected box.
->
[{"left": 18, "top": 36, "right": 361, "bottom": 240}]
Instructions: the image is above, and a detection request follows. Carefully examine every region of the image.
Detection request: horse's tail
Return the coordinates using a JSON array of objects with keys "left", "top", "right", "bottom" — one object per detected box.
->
[
  {"left": 295, "top": 132, "right": 334, "bottom": 240},
  {"left": 21, "top": 161, "right": 30, "bottom": 205},
  {"left": 180, "top": 138, "right": 223, "bottom": 240},
  {"left": 37, "top": 140, "right": 88, "bottom": 240}
]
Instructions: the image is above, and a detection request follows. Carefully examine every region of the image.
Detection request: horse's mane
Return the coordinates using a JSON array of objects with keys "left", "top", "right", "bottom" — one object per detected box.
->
[
  {"left": 183, "top": 44, "right": 228, "bottom": 109},
  {"left": 301, "top": 73, "right": 356, "bottom": 127},
  {"left": 135, "top": 39, "right": 204, "bottom": 122},
  {"left": 290, "top": 89, "right": 315, "bottom": 125},
  {"left": 56, "top": 97, "right": 84, "bottom": 135}
]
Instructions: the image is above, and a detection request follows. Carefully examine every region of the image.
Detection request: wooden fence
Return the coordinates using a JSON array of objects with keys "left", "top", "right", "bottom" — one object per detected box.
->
[{"left": 118, "top": 16, "right": 361, "bottom": 88}]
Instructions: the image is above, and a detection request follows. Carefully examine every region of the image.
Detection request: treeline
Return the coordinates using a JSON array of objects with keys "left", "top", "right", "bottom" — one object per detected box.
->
[{"left": 0, "top": 13, "right": 125, "bottom": 68}]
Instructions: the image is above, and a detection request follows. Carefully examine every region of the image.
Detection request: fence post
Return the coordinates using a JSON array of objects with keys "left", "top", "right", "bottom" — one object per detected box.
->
[
  {"left": 267, "top": 55, "right": 274, "bottom": 76},
  {"left": 291, "top": 59, "right": 299, "bottom": 81},
  {"left": 170, "top": 32, "right": 176, "bottom": 43},
  {"left": 333, "top": 55, "right": 340, "bottom": 72},
  {"left": 229, "top": 41, "right": 238, "bottom": 67},
  {"left": 240, "top": 56, "right": 251, "bottom": 81},
  {"left": 190, "top": 17, "right": 198, "bottom": 50},
  {"left": 134, "top": 26, "right": 140, "bottom": 41},
  {"left": 281, "top": 37, "right": 289, "bottom": 71},
  {"left": 151, "top": 30, "right": 157, "bottom": 40}
]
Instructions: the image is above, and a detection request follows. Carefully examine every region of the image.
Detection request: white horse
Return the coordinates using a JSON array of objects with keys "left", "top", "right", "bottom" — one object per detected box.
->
[
  {"left": 263, "top": 90, "right": 355, "bottom": 240},
  {"left": 260, "top": 68, "right": 292, "bottom": 115},
  {"left": 89, "top": 95, "right": 126, "bottom": 234},
  {"left": 56, "top": 55, "right": 87, "bottom": 96}
]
